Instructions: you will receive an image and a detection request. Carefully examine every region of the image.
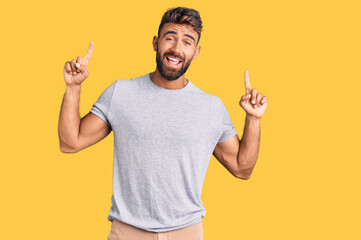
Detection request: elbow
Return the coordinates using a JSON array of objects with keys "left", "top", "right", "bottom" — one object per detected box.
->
[
  {"left": 238, "top": 175, "right": 251, "bottom": 180},
  {"left": 59, "top": 141, "right": 79, "bottom": 153},
  {"left": 235, "top": 172, "right": 251, "bottom": 180},
  {"left": 60, "top": 146, "right": 78, "bottom": 153},
  {"left": 235, "top": 166, "right": 253, "bottom": 180},
  {"left": 60, "top": 148, "right": 78, "bottom": 153}
]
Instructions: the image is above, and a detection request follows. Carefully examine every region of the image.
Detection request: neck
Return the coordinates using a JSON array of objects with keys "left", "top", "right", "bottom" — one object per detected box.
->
[{"left": 149, "top": 69, "right": 188, "bottom": 90}]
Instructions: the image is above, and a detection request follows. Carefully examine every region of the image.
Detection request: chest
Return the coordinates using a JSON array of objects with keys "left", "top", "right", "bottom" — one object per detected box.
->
[{"left": 110, "top": 94, "right": 221, "bottom": 146}]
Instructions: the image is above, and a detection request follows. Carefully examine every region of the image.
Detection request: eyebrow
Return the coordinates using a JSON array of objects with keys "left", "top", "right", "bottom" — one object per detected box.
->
[{"left": 163, "top": 30, "right": 196, "bottom": 43}]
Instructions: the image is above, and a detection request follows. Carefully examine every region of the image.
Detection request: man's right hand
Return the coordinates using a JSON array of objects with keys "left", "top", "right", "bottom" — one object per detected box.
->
[{"left": 63, "top": 41, "right": 94, "bottom": 86}]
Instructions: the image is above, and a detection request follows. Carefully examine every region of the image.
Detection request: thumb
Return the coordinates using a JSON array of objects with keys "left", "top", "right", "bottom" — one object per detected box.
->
[{"left": 78, "top": 64, "right": 88, "bottom": 76}]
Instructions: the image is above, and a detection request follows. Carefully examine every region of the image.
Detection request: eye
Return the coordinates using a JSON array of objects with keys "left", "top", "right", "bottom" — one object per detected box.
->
[
  {"left": 185, "top": 41, "right": 191, "bottom": 45},
  {"left": 166, "top": 38, "right": 173, "bottom": 41}
]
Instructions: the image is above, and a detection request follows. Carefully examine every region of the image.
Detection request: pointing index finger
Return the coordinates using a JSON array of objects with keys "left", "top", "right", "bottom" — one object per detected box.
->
[
  {"left": 84, "top": 41, "right": 94, "bottom": 62},
  {"left": 244, "top": 70, "right": 251, "bottom": 94}
]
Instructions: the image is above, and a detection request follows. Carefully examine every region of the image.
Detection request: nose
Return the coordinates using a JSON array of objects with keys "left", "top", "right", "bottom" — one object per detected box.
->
[{"left": 170, "top": 39, "right": 183, "bottom": 55}]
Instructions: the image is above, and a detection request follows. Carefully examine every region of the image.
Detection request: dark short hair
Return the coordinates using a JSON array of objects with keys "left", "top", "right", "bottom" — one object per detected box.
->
[{"left": 157, "top": 7, "right": 203, "bottom": 45}]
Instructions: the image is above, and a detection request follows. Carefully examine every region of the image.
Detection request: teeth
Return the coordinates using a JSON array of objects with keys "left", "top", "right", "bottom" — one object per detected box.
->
[{"left": 168, "top": 57, "right": 180, "bottom": 62}]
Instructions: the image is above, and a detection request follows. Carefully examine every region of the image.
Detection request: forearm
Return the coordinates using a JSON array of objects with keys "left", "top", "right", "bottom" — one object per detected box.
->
[
  {"left": 237, "top": 115, "right": 260, "bottom": 170},
  {"left": 58, "top": 85, "right": 81, "bottom": 151}
]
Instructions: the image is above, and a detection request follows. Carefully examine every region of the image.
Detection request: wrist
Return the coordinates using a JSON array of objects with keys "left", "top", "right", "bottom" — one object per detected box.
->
[
  {"left": 246, "top": 114, "right": 261, "bottom": 122},
  {"left": 66, "top": 84, "right": 81, "bottom": 90}
]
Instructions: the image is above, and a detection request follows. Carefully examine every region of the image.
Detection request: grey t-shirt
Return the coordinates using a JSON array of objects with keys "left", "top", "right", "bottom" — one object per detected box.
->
[{"left": 89, "top": 73, "right": 237, "bottom": 232}]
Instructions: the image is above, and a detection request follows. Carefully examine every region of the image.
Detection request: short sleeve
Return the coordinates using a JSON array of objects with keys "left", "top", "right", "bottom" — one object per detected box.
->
[
  {"left": 217, "top": 99, "right": 238, "bottom": 143},
  {"left": 89, "top": 80, "right": 117, "bottom": 127}
]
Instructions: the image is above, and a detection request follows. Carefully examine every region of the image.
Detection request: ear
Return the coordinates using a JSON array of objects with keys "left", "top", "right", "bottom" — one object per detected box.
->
[
  {"left": 192, "top": 45, "right": 201, "bottom": 60},
  {"left": 152, "top": 36, "right": 158, "bottom": 52}
]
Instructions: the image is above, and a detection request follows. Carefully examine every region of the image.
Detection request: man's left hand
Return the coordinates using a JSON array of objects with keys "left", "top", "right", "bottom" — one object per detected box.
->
[{"left": 239, "top": 70, "right": 268, "bottom": 119}]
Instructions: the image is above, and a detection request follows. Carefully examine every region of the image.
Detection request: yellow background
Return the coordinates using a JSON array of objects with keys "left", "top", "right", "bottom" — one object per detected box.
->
[{"left": 1, "top": 0, "right": 360, "bottom": 239}]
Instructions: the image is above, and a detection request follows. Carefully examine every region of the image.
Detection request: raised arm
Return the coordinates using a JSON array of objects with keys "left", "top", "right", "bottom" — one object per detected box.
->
[
  {"left": 58, "top": 41, "right": 112, "bottom": 153},
  {"left": 213, "top": 70, "right": 268, "bottom": 179}
]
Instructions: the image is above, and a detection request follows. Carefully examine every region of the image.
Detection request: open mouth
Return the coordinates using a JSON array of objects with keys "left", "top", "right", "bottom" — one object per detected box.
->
[{"left": 166, "top": 56, "right": 182, "bottom": 66}]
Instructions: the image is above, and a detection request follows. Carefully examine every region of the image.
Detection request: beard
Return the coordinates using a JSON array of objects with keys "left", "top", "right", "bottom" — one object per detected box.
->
[{"left": 156, "top": 49, "right": 192, "bottom": 81}]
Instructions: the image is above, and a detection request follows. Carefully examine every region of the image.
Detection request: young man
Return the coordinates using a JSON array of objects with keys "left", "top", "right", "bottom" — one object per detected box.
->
[{"left": 58, "top": 6, "right": 268, "bottom": 240}]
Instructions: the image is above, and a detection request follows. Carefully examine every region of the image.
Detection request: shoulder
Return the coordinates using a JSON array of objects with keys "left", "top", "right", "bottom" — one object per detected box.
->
[
  {"left": 197, "top": 90, "right": 224, "bottom": 108},
  {"left": 188, "top": 82, "right": 223, "bottom": 103},
  {"left": 203, "top": 94, "right": 229, "bottom": 114},
  {"left": 114, "top": 73, "right": 148, "bottom": 89}
]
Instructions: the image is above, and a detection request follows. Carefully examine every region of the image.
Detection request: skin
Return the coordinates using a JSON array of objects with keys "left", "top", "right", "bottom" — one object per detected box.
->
[
  {"left": 63, "top": 41, "right": 94, "bottom": 86},
  {"left": 149, "top": 23, "right": 201, "bottom": 90},
  {"left": 212, "top": 70, "right": 268, "bottom": 180}
]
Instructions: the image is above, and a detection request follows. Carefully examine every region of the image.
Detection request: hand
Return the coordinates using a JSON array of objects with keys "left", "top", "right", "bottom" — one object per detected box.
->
[
  {"left": 239, "top": 70, "right": 268, "bottom": 119},
  {"left": 63, "top": 41, "right": 94, "bottom": 86}
]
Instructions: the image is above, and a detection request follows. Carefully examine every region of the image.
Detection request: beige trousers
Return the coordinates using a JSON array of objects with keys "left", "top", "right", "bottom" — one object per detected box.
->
[{"left": 107, "top": 219, "right": 204, "bottom": 240}]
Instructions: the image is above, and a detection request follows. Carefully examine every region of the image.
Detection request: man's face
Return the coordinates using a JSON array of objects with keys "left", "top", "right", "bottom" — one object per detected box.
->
[{"left": 153, "top": 23, "right": 201, "bottom": 81}]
